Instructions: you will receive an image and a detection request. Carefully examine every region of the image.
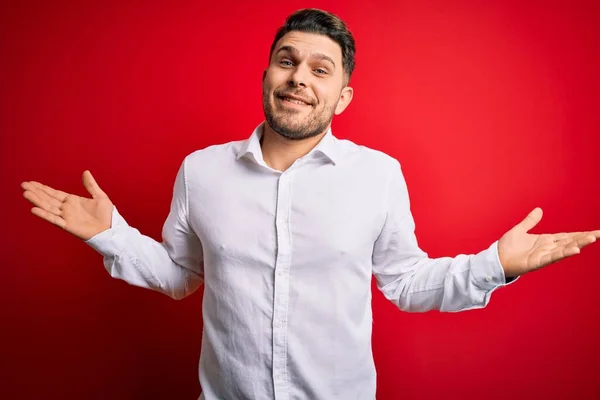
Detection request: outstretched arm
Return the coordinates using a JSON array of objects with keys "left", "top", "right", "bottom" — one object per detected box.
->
[
  {"left": 372, "top": 160, "right": 599, "bottom": 313},
  {"left": 22, "top": 158, "right": 204, "bottom": 300}
]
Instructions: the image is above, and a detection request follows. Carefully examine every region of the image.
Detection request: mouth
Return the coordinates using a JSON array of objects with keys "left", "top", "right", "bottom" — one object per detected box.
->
[{"left": 277, "top": 94, "right": 313, "bottom": 107}]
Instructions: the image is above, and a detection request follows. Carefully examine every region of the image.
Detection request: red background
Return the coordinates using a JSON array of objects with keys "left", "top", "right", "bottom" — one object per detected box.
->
[{"left": 2, "top": 0, "right": 599, "bottom": 399}]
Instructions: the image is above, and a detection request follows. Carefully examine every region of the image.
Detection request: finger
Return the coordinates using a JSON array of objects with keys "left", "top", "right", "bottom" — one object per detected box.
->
[
  {"left": 31, "top": 207, "right": 67, "bottom": 229},
  {"left": 562, "top": 247, "right": 581, "bottom": 258},
  {"left": 574, "top": 234, "right": 597, "bottom": 249},
  {"left": 539, "top": 246, "right": 579, "bottom": 266},
  {"left": 22, "top": 182, "right": 63, "bottom": 210},
  {"left": 23, "top": 189, "right": 62, "bottom": 216},
  {"left": 552, "top": 232, "right": 583, "bottom": 246},
  {"left": 518, "top": 207, "right": 543, "bottom": 232},
  {"left": 554, "top": 230, "right": 600, "bottom": 244},
  {"left": 28, "top": 181, "right": 70, "bottom": 202},
  {"left": 552, "top": 232, "right": 578, "bottom": 242},
  {"left": 82, "top": 170, "right": 107, "bottom": 199},
  {"left": 554, "top": 234, "right": 596, "bottom": 255}
]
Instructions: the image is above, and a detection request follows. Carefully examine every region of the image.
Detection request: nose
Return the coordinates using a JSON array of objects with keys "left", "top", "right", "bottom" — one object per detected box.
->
[{"left": 288, "top": 64, "right": 310, "bottom": 88}]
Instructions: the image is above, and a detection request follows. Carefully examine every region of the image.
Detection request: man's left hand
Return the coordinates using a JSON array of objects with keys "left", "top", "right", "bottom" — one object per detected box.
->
[{"left": 498, "top": 207, "right": 600, "bottom": 278}]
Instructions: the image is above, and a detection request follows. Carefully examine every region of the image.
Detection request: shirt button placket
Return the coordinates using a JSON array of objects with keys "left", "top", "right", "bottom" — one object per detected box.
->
[{"left": 272, "top": 170, "right": 293, "bottom": 400}]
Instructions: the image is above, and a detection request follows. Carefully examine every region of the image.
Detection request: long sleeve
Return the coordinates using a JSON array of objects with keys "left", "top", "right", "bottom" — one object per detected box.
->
[
  {"left": 85, "top": 157, "right": 204, "bottom": 300},
  {"left": 372, "top": 159, "right": 516, "bottom": 313}
]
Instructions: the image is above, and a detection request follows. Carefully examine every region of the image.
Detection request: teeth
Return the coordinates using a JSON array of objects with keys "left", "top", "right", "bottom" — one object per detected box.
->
[{"left": 284, "top": 97, "right": 308, "bottom": 105}]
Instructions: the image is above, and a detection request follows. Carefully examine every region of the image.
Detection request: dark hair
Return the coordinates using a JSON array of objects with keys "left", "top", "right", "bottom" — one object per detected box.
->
[{"left": 269, "top": 8, "right": 356, "bottom": 84}]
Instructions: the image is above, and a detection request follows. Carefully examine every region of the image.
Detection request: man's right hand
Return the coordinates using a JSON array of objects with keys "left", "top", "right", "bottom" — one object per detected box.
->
[{"left": 21, "top": 170, "right": 114, "bottom": 241}]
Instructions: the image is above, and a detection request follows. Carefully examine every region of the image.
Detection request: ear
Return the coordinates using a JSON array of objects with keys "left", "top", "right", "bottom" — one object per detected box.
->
[{"left": 334, "top": 86, "right": 354, "bottom": 115}]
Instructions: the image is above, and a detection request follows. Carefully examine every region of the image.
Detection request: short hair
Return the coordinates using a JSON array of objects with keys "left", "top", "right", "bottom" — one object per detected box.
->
[{"left": 269, "top": 8, "right": 356, "bottom": 85}]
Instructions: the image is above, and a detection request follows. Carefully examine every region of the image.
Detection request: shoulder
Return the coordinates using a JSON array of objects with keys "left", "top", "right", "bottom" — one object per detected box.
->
[
  {"left": 335, "top": 137, "right": 401, "bottom": 172},
  {"left": 175, "top": 139, "right": 246, "bottom": 189},
  {"left": 183, "top": 139, "right": 245, "bottom": 167}
]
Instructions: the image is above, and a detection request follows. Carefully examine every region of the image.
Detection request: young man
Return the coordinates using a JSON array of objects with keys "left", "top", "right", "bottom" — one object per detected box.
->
[{"left": 21, "top": 8, "right": 599, "bottom": 400}]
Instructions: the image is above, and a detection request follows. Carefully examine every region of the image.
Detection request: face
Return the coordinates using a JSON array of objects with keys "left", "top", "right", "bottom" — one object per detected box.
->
[{"left": 262, "top": 31, "right": 354, "bottom": 140}]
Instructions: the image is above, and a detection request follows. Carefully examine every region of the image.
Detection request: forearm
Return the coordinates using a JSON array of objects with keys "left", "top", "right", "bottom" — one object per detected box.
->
[
  {"left": 86, "top": 206, "right": 203, "bottom": 300},
  {"left": 376, "top": 241, "right": 514, "bottom": 312}
]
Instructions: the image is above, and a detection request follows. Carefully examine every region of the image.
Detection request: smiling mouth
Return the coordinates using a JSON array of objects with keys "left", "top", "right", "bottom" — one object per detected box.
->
[{"left": 278, "top": 95, "right": 312, "bottom": 107}]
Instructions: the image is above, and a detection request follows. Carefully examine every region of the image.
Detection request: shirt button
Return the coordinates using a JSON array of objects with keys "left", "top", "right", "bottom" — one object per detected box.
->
[{"left": 485, "top": 276, "right": 492, "bottom": 282}]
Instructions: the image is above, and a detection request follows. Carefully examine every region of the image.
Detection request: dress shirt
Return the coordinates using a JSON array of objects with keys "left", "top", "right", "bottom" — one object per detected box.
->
[{"left": 86, "top": 121, "right": 514, "bottom": 400}]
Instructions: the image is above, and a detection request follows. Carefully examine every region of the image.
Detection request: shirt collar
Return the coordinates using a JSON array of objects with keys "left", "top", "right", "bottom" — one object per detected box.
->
[{"left": 236, "top": 121, "right": 339, "bottom": 166}]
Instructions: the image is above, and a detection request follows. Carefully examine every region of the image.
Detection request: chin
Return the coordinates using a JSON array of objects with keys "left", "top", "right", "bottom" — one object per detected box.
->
[{"left": 275, "top": 115, "right": 305, "bottom": 129}]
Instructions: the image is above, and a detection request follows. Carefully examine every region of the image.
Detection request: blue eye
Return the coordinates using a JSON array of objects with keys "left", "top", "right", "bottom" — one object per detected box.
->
[
  {"left": 314, "top": 68, "right": 327, "bottom": 75},
  {"left": 280, "top": 60, "right": 293, "bottom": 67}
]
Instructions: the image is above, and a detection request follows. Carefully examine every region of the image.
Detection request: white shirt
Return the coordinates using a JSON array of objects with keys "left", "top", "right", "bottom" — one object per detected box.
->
[{"left": 86, "top": 122, "right": 514, "bottom": 400}]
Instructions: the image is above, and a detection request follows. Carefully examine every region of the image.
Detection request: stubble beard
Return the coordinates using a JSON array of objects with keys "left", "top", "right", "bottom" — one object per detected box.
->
[{"left": 262, "top": 90, "right": 336, "bottom": 141}]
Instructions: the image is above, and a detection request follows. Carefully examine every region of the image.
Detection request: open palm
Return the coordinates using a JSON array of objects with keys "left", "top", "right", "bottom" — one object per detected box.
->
[
  {"left": 21, "top": 170, "right": 113, "bottom": 240},
  {"left": 498, "top": 207, "right": 600, "bottom": 278}
]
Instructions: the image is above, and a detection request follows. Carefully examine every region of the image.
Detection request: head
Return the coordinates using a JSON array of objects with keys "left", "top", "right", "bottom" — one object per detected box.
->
[{"left": 262, "top": 9, "right": 355, "bottom": 140}]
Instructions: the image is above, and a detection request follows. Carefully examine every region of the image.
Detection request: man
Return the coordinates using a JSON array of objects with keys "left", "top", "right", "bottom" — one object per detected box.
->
[{"left": 21, "top": 8, "right": 599, "bottom": 400}]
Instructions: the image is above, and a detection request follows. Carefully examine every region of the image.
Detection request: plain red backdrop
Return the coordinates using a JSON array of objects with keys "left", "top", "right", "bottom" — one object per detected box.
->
[{"left": 2, "top": 0, "right": 599, "bottom": 399}]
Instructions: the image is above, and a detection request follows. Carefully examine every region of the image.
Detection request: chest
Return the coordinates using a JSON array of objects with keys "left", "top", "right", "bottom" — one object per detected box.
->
[{"left": 188, "top": 161, "right": 387, "bottom": 268}]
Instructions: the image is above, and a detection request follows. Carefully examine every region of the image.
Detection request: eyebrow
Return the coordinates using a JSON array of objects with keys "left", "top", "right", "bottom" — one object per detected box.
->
[{"left": 275, "top": 45, "right": 336, "bottom": 69}]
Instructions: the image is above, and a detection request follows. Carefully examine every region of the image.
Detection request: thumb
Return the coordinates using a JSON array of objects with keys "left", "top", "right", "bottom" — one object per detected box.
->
[
  {"left": 82, "top": 170, "right": 107, "bottom": 199},
  {"left": 517, "top": 207, "right": 543, "bottom": 232}
]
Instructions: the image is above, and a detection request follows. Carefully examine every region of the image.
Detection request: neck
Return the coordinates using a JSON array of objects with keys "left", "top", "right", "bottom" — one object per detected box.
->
[{"left": 260, "top": 123, "right": 327, "bottom": 171}]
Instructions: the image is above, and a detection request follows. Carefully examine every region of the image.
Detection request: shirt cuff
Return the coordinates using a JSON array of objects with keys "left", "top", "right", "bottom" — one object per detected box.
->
[
  {"left": 84, "top": 206, "right": 127, "bottom": 257},
  {"left": 471, "top": 240, "right": 519, "bottom": 290}
]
